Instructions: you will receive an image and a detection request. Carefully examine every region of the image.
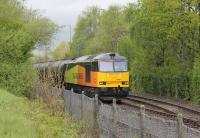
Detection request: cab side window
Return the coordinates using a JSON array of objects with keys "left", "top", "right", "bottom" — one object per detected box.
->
[
  {"left": 91, "top": 62, "right": 98, "bottom": 71},
  {"left": 85, "top": 64, "right": 91, "bottom": 82}
]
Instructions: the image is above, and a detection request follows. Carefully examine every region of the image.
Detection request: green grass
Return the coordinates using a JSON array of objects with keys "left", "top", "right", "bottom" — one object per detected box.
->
[{"left": 0, "top": 89, "right": 82, "bottom": 138}]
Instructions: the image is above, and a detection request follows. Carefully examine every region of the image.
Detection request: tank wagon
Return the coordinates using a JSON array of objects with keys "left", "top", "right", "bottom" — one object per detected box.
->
[
  {"left": 34, "top": 53, "right": 129, "bottom": 99},
  {"left": 33, "top": 59, "right": 70, "bottom": 86}
]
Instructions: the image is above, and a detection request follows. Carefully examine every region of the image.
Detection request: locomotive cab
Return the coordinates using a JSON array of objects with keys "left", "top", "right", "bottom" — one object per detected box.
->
[{"left": 96, "top": 54, "right": 129, "bottom": 98}]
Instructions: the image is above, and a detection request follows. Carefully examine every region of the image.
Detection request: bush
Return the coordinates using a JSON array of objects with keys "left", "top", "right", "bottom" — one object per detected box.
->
[
  {"left": 134, "top": 75, "right": 191, "bottom": 98},
  {"left": 0, "top": 62, "right": 37, "bottom": 96},
  {"left": 0, "top": 0, "right": 57, "bottom": 96}
]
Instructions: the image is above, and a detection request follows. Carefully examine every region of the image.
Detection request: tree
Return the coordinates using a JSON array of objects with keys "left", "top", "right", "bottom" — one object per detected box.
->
[
  {"left": 191, "top": 57, "right": 200, "bottom": 103},
  {"left": 52, "top": 41, "right": 70, "bottom": 60},
  {"left": 70, "top": 6, "right": 101, "bottom": 57},
  {"left": 97, "top": 6, "right": 128, "bottom": 53},
  {"left": 127, "top": 0, "right": 199, "bottom": 97},
  {"left": 70, "top": 1, "right": 199, "bottom": 100},
  {"left": 0, "top": 0, "right": 58, "bottom": 95}
]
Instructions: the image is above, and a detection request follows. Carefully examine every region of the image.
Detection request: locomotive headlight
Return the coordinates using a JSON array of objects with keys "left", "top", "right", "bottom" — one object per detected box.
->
[
  {"left": 99, "top": 81, "right": 106, "bottom": 85},
  {"left": 122, "top": 81, "right": 129, "bottom": 85}
]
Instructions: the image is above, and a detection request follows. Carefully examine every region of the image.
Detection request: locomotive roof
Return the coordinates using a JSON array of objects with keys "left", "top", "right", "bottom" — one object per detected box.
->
[
  {"left": 71, "top": 53, "right": 127, "bottom": 63},
  {"left": 33, "top": 59, "right": 70, "bottom": 69},
  {"left": 33, "top": 53, "right": 127, "bottom": 69}
]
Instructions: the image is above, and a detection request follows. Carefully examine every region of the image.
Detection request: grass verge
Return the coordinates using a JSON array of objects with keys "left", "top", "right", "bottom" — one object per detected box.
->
[{"left": 0, "top": 89, "right": 82, "bottom": 138}]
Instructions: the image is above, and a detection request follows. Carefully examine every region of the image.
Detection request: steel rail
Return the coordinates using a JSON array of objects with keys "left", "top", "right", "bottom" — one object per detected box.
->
[
  {"left": 128, "top": 94, "right": 200, "bottom": 115},
  {"left": 124, "top": 97, "right": 176, "bottom": 114},
  {"left": 120, "top": 99, "right": 200, "bottom": 129}
]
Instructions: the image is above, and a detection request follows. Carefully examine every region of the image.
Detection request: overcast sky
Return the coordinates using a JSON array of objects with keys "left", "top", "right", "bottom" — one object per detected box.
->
[
  {"left": 25, "top": 0, "right": 135, "bottom": 27},
  {"left": 25, "top": 0, "right": 135, "bottom": 54}
]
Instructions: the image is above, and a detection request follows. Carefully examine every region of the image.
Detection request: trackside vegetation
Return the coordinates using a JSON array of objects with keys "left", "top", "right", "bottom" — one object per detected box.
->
[
  {"left": 0, "top": 0, "right": 57, "bottom": 96},
  {"left": 69, "top": 0, "right": 200, "bottom": 103},
  {"left": 0, "top": 89, "right": 83, "bottom": 138},
  {"left": 0, "top": 0, "right": 87, "bottom": 137}
]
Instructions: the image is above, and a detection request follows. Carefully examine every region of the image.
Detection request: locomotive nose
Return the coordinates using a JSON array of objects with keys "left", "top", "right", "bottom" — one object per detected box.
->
[
  {"left": 106, "top": 73, "right": 122, "bottom": 80},
  {"left": 98, "top": 72, "right": 129, "bottom": 88}
]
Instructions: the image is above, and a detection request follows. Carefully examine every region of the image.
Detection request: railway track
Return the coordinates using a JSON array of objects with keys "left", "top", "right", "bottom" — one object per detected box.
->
[
  {"left": 120, "top": 95, "right": 200, "bottom": 129},
  {"left": 129, "top": 94, "right": 200, "bottom": 115},
  {"left": 124, "top": 97, "right": 176, "bottom": 114}
]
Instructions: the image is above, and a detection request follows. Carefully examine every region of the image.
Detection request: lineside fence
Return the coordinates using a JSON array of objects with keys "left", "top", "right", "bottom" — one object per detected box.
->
[{"left": 62, "top": 88, "right": 200, "bottom": 138}]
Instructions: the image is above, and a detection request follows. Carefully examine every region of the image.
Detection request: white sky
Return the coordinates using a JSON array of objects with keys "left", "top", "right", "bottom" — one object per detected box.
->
[{"left": 25, "top": 0, "right": 135, "bottom": 27}]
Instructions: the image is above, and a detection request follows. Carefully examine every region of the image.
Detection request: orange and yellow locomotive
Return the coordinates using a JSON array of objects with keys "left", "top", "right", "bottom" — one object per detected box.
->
[
  {"left": 34, "top": 53, "right": 129, "bottom": 99},
  {"left": 64, "top": 53, "right": 129, "bottom": 98}
]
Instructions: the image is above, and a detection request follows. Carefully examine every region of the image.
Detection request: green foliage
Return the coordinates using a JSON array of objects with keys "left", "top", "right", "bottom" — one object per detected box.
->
[
  {"left": 70, "top": 1, "right": 199, "bottom": 101},
  {"left": 191, "top": 57, "right": 200, "bottom": 103},
  {"left": 51, "top": 41, "right": 70, "bottom": 60},
  {"left": 70, "top": 5, "right": 130, "bottom": 57},
  {"left": 0, "top": 89, "right": 82, "bottom": 138},
  {"left": 0, "top": 62, "right": 37, "bottom": 96},
  {"left": 126, "top": 0, "right": 199, "bottom": 98},
  {"left": 29, "top": 101, "right": 82, "bottom": 138},
  {"left": 27, "top": 17, "right": 58, "bottom": 47},
  {"left": 128, "top": 0, "right": 199, "bottom": 98},
  {"left": 97, "top": 6, "right": 128, "bottom": 53},
  {"left": 70, "top": 6, "right": 101, "bottom": 57},
  {"left": 0, "top": 0, "right": 58, "bottom": 95}
]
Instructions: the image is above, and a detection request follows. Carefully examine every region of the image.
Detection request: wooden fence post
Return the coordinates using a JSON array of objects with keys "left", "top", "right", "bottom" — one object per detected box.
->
[
  {"left": 140, "top": 105, "right": 145, "bottom": 138},
  {"left": 112, "top": 98, "right": 117, "bottom": 136},
  {"left": 93, "top": 94, "right": 99, "bottom": 137},
  {"left": 69, "top": 88, "right": 73, "bottom": 116},
  {"left": 177, "top": 113, "right": 183, "bottom": 138},
  {"left": 81, "top": 91, "right": 84, "bottom": 119},
  {"left": 175, "top": 79, "right": 178, "bottom": 98},
  {"left": 113, "top": 98, "right": 117, "bottom": 109},
  {"left": 63, "top": 88, "right": 67, "bottom": 115}
]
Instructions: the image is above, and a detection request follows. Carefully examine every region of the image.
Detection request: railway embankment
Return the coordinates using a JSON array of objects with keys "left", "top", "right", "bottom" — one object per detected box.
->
[{"left": 0, "top": 89, "right": 83, "bottom": 138}]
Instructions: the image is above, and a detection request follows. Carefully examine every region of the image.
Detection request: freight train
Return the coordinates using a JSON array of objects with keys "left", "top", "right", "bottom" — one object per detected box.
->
[{"left": 33, "top": 53, "right": 129, "bottom": 99}]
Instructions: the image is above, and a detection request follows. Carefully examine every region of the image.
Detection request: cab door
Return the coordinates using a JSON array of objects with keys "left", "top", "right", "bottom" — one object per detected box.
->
[{"left": 85, "top": 64, "right": 91, "bottom": 83}]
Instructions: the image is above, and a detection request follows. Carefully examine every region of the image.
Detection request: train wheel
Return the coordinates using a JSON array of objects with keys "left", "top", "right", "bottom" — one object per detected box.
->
[{"left": 64, "top": 84, "right": 71, "bottom": 90}]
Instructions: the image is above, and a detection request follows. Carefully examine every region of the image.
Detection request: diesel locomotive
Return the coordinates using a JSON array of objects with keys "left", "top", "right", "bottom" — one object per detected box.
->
[{"left": 34, "top": 53, "right": 129, "bottom": 99}]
